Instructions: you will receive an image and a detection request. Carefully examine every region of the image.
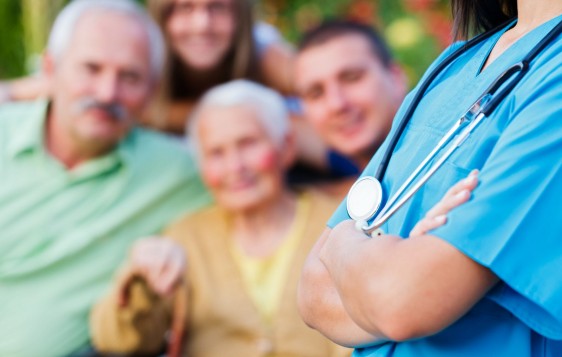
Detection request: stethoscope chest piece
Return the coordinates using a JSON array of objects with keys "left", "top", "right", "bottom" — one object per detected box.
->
[{"left": 347, "top": 176, "right": 383, "bottom": 230}]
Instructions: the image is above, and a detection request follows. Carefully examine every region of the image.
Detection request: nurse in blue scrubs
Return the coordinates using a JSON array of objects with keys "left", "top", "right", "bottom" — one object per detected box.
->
[{"left": 298, "top": 0, "right": 562, "bottom": 356}]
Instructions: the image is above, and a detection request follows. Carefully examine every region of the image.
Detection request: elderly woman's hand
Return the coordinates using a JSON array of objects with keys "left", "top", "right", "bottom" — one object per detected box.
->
[
  {"left": 410, "top": 170, "right": 479, "bottom": 237},
  {"left": 118, "top": 237, "right": 186, "bottom": 307}
]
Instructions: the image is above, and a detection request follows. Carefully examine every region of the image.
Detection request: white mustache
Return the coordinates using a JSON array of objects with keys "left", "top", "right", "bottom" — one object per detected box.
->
[{"left": 75, "top": 97, "right": 128, "bottom": 122}]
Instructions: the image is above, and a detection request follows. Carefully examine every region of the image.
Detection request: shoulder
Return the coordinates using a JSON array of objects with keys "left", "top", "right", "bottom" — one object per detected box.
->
[
  {"left": 0, "top": 100, "right": 47, "bottom": 156},
  {"left": 128, "top": 127, "right": 189, "bottom": 158},
  {"left": 521, "top": 38, "right": 562, "bottom": 88},
  {"left": 505, "top": 39, "right": 562, "bottom": 126},
  {"left": 163, "top": 205, "right": 224, "bottom": 242},
  {"left": 125, "top": 128, "right": 199, "bottom": 177},
  {"left": 162, "top": 205, "right": 231, "bottom": 262},
  {"left": 0, "top": 100, "right": 45, "bottom": 126},
  {"left": 121, "top": 128, "right": 212, "bottom": 211},
  {"left": 306, "top": 188, "right": 341, "bottom": 208}
]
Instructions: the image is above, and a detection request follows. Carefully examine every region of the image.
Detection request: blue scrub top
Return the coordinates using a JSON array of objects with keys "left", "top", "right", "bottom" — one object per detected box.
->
[{"left": 328, "top": 16, "right": 562, "bottom": 356}]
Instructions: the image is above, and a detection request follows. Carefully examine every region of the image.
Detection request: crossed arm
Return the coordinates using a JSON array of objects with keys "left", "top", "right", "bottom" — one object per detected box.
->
[{"left": 297, "top": 171, "right": 499, "bottom": 346}]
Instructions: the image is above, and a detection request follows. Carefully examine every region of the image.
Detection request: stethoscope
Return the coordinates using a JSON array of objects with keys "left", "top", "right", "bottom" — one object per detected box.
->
[{"left": 347, "top": 18, "right": 562, "bottom": 237}]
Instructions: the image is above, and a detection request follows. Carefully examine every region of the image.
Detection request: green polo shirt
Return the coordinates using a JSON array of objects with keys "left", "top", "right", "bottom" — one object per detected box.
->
[{"left": 0, "top": 100, "right": 212, "bottom": 357}]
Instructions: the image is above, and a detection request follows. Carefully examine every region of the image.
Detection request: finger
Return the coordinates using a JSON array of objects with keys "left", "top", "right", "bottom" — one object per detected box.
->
[
  {"left": 160, "top": 244, "right": 187, "bottom": 295},
  {"left": 157, "top": 255, "right": 184, "bottom": 296},
  {"left": 120, "top": 241, "right": 155, "bottom": 307},
  {"left": 411, "top": 215, "right": 447, "bottom": 237},
  {"left": 118, "top": 282, "right": 130, "bottom": 308},
  {"left": 118, "top": 270, "right": 138, "bottom": 308},
  {"left": 425, "top": 188, "right": 471, "bottom": 218},
  {"left": 131, "top": 240, "right": 169, "bottom": 293},
  {"left": 469, "top": 168, "right": 479, "bottom": 177},
  {"left": 441, "top": 171, "right": 479, "bottom": 201},
  {"left": 425, "top": 172, "right": 478, "bottom": 218},
  {"left": 147, "top": 246, "right": 172, "bottom": 294},
  {"left": 130, "top": 239, "right": 155, "bottom": 272},
  {"left": 441, "top": 170, "right": 478, "bottom": 200}
]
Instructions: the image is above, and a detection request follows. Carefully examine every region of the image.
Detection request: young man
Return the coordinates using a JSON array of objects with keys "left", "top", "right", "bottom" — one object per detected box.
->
[
  {"left": 294, "top": 21, "right": 407, "bottom": 172},
  {"left": 0, "top": 1, "right": 210, "bottom": 356}
]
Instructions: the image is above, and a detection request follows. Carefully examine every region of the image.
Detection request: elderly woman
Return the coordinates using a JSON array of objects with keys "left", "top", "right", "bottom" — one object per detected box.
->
[{"left": 90, "top": 80, "right": 351, "bottom": 357}]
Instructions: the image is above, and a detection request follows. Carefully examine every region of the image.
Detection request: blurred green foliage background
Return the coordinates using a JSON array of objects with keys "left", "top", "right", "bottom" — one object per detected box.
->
[
  {"left": 0, "top": 0, "right": 452, "bottom": 86},
  {"left": 258, "top": 0, "right": 452, "bottom": 85}
]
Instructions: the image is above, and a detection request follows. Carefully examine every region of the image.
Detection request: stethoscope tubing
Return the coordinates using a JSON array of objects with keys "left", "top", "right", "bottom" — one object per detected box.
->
[
  {"left": 373, "top": 22, "right": 510, "bottom": 182},
  {"left": 375, "top": 117, "right": 464, "bottom": 222},
  {"left": 363, "top": 111, "right": 487, "bottom": 234},
  {"left": 359, "top": 18, "right": 562, "bottom": 236}
]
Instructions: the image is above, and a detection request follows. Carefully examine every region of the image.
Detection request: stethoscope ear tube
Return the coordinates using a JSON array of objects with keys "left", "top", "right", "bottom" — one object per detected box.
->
[
  {"left": 352, "top": 18, "right": 562, "bottom": 237},
  {"left": 373, "top": 21, "right": 510, "bottom": 182},
  {"left": 483, "top": 20, "right": 562, "bottom": 115},
  {"left": 480, "top": 61, "right": 528, "bottom": 116}
]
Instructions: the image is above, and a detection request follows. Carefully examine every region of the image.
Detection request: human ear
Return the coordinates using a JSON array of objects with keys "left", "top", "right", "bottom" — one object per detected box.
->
[
  {"left": 42, "top": 52, "right": 56, "bottom": 79},
  {"left": 388, "top": 63, "right": 408, "bottom": 99},
  {"left": 280, "top": 128, "right": 298, "bottom": 169}
]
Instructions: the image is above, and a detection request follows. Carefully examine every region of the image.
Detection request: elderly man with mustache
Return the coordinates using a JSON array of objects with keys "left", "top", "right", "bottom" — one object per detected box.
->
[{"left": 0, "top": 1, "right": 211, "bottom": 356}]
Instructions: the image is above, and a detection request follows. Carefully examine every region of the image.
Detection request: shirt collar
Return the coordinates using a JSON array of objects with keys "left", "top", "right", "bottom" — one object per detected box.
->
[{"left": 8, "top": 99, "right": 138, "bottom": 178}]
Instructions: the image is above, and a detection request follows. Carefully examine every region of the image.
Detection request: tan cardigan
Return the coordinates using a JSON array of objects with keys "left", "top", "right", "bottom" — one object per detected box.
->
[{"left": 91, "top": 190, "right": 351, "bottom": 357}]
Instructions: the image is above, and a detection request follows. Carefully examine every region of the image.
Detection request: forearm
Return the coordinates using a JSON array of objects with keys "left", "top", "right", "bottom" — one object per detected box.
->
[
  {"left": 298, "top": 229, "right": 385, "bottom": 347},
  {"left": 320, "top": 229, "right": 413, "bottom": 340},
  {"left": 261, "top": 42, "right": 295, "bottom": 95},
  {"left": 90, "top": 273, "right": 171, "bottom": 355},
  {"left": 321, "top": 221, "right": 498, "bottom": 341},
  {"left": 4, "top": 76, "right": 50, "bottom": 101}
]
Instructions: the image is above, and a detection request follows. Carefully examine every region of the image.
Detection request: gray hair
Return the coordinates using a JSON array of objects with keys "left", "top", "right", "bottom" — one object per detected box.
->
[
  {"left": 47, "top": 0, "right": 165, "bottom": 80},
  {"left": 189, "top": 80, "right": 290, "bottom": 159}
]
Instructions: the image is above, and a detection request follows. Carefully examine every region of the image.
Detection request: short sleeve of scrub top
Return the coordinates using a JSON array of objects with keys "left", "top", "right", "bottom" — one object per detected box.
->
[
  {"left": 431, "top": 50, "right": 562, "bottom": 339},
  {"left": 327, "top": 16, "right": 562, "bottom": 356}
]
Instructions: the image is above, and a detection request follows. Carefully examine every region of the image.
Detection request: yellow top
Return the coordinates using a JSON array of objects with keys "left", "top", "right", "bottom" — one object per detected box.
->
[{"left": 230, "top": 194, "right": 310, "bottom": 323}]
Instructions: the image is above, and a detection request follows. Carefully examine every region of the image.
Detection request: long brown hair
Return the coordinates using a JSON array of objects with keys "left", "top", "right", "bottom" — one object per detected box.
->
[
  {"left": 452, "top": 0, "right": 518, "bottom": 40},
  {"left": 147, "top": 0, "right": 261, "bottom": 100}
]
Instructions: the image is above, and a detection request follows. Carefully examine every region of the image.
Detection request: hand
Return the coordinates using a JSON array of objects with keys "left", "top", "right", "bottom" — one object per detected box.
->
[
  {"left": 410, "top": 170, "right": 479, "bottom": 237},
  {"left": 320, "top": 220, "right": 373, "bottom": 268},
  {"left": 0, "top": 83, "right": 10, "bottom": 103},
  {"left": 119, "top": 237, "right": 186, "bottom": 307},
  {"left": 0, "top": 75, "right": 51, "bottom": 102}
]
